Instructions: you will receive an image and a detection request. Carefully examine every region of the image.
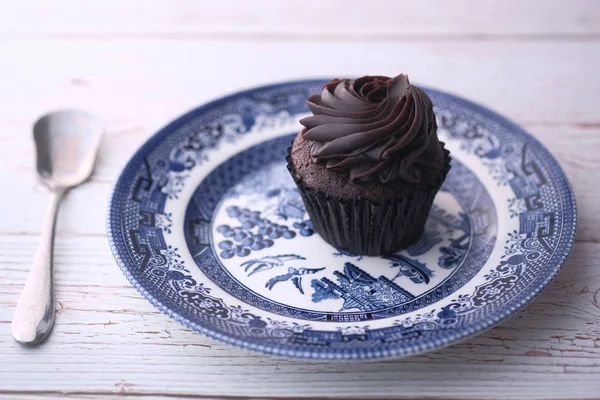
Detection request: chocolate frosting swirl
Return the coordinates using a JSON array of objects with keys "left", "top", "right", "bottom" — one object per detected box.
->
[{"left": 300, "top": 74, "right": 441, "bottom": 184}]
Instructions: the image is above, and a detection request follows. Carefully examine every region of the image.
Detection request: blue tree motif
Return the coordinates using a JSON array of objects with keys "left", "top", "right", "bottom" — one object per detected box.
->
[
  {"left": 438, "top": 246, "right": 464, "bottom": 269},
  {"left": 216, "top": 206, "right": 300, "bottom": 258},
  {"left": 431, "top": 211, "right": 470, "bottom": 270},
  {"left": 438, "top": 227, "right": 470, "bottom": 270},
  {"left": 311, "top": 279, "right": 341, "bottom": 303},
  {"left": 292, "top": 219, "right": 316, "bottom": 237}
]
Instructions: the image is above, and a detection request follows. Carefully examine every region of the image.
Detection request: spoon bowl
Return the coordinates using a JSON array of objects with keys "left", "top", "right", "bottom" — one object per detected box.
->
[{"left": 33, "top": 110, "right": 104, "bottom": 189}]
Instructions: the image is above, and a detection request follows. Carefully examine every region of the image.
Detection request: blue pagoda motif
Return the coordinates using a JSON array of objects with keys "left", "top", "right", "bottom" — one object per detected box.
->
[
  {"left": 385, "top": 254, "right": 435, "bottom": 284},
  {"left": 312, "top": 262, "right": 415, "bottom": 312}
]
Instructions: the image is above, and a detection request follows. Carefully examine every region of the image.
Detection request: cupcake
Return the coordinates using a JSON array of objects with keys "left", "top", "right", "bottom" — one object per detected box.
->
[{"left": 287, "top": 74, "right": 451, "bottom": 256}]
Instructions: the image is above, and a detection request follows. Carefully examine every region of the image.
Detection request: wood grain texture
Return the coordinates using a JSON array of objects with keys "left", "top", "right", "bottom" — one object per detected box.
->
[
  {"left": 0, "top": 40, "right": 598, "bottom": 124},
  {"left": 1, "top": 1, "right": 599, "bottom": 399},
  {"left": 1, "top": 0, "right": 599, "bottom": 39}
]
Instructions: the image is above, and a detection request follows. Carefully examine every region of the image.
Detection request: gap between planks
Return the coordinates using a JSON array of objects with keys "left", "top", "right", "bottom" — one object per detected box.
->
[
  {"left": 0, "top": 392, "right": 286, "bottom": 400},
  {"left": 3, "top": 32, "right": 600, "bottom": 43},
  {"left": 0, "top": 391, "right": 388, "bottom": 400}
]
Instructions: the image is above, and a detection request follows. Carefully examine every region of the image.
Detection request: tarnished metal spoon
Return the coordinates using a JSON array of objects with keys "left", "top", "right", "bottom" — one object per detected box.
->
[{"left": 12, "top": 110, "right": 104, "bottom": 345}]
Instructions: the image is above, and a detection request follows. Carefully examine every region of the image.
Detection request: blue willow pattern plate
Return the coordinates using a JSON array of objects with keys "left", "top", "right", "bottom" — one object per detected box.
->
[{"left": 107, "top": 80, "right": 576, "bottom": 360}]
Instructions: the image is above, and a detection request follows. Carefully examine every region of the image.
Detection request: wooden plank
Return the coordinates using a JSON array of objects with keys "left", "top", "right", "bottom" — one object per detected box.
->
[
  {"left": 0, "top": 396, "right": 235, "bottom": 400},
  {"left": 1, "top": 0, "right": 599, "bottom": 39},
  {"left": 0, "top": 237, "right": 599, "bottom": 399},
  {"left": 0, "top": 40, "right": 597, "bottom": 125}
]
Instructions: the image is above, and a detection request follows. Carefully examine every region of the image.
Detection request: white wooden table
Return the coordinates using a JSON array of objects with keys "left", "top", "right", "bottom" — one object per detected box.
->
[{"left": 1, "top": 1, "right": 600, "bottom": 399}]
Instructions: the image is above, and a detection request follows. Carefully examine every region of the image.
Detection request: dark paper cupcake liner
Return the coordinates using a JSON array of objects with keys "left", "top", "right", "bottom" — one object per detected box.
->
[{"left": 286, "top": 143, "right": 451, "bottom": 256}]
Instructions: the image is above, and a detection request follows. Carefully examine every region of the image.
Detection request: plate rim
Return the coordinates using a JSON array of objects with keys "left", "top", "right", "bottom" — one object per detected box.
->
[{"left": 107, "top": 79, "right": 577, "bottom": 360}]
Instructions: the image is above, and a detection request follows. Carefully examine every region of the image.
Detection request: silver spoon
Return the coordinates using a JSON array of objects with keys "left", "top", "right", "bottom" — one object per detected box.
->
[{"left": 12, "top": 110, "right": 104, "bottom": 345}]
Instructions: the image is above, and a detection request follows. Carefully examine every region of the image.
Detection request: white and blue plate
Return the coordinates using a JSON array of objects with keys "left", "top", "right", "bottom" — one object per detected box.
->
[{"left": 107, "top": 80, "right": 576, "bottom": 360}]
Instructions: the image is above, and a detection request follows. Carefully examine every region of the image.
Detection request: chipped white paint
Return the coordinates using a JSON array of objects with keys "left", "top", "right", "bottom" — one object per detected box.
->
[{"left": 0, "top": 1, "right": 599, "bottom": 399}]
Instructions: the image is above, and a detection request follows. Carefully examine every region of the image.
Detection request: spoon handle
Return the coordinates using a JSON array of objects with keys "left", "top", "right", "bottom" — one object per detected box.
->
[{"left": 12, "top": 189, "right": 65, "bottom": 345}]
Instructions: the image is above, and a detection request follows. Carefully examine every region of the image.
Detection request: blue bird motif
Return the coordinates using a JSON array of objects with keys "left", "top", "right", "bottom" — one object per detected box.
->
[
  {"left": 266, "top": 267, "right": 326, "bottom": 294},
  {"left": 240, "top": 254, "right": 306, "bottom": 276}
]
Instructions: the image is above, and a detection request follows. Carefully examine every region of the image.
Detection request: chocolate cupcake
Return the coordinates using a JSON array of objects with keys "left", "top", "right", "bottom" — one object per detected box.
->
[{"left": 287, "top": 74, "right": 451, "bottom": 256}]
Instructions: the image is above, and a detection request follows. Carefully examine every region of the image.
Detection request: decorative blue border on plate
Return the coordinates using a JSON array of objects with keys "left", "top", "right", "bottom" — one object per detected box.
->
[{"left": 107, "top": 80, "right": 576, "bottom": 360}]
